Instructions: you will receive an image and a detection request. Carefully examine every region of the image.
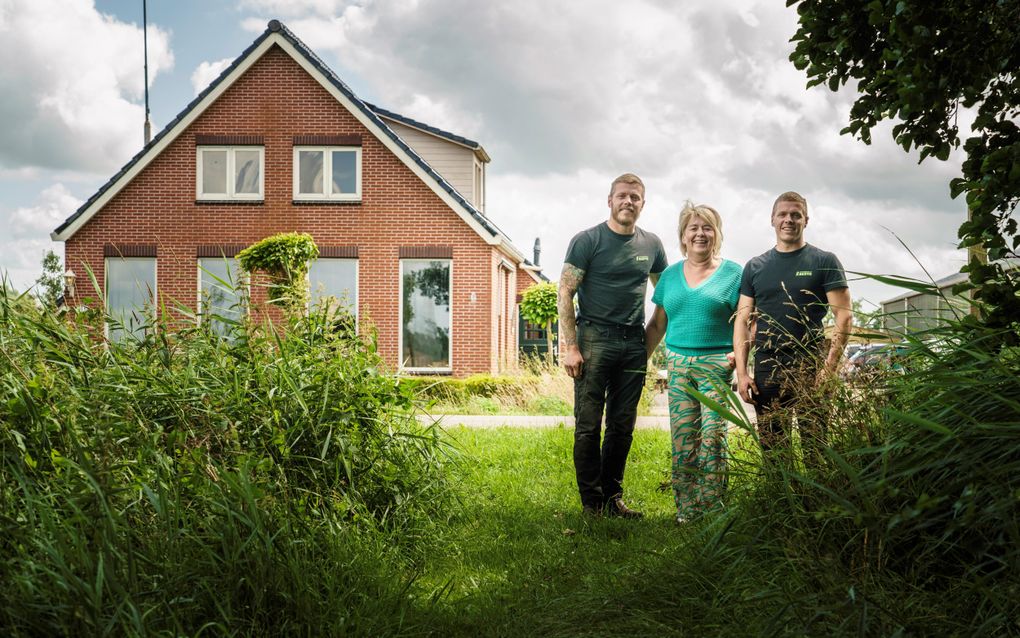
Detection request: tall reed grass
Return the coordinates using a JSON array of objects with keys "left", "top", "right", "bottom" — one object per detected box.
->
[
  {"left": 713, "top": 319, "right": 1020, "bottom": 635},
  {"left": 0, "top": 286, "right": 450, "bottom": 635}
]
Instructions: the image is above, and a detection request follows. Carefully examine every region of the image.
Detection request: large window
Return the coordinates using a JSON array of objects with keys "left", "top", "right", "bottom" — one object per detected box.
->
[
  {"left": 197, "top": 146, "right": 263, "bottom": 200},
  {"left": 293, "top": 147, "right": 361, "bottom": 201},
  {"left": 309, "top": 258, "right": 358, "bottom": 315},
  {"left": 198, "top": 258, "right": 247, "bottom": 335},
  {"left": 106, "top": 257, "right": 156, "bottom": 343},
  {"left": 400, "top": 259, "right": 451, "bottom": 371}
]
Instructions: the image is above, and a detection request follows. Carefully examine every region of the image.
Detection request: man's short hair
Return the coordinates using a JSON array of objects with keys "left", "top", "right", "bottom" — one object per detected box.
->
[
  {"left": 678, "top": 201, "right": 724, "bottom": 257},
  {"left": 609, "top": 173, "right": 645, "bottom": 197},
  {"left": 772, "top": 191, "right": 808, "bottom": 217}
]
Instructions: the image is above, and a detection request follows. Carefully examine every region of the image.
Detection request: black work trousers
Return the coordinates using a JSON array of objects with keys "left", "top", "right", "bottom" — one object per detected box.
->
[
  {"left": 752, "top": 354, "right": 826, "bottom": 468},
  {"left": 573, "top": 321, "right": 648, "bottom": 509}
]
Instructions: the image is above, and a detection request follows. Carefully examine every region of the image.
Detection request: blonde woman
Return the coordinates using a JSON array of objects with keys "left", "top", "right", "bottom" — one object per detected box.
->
[{"left": 645, "top": 202, "right": 742, "bottom": 523}]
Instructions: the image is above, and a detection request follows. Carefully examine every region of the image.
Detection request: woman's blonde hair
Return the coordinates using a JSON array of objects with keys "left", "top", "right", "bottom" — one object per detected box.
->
[{"left": 678, "top": 201, "right": 723, "bottom": 257}]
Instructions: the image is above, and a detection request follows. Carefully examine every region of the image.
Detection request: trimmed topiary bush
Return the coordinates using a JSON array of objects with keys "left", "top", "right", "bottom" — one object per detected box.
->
[{"left": 237, "top": 232, "right": 319, "bottom": 314}]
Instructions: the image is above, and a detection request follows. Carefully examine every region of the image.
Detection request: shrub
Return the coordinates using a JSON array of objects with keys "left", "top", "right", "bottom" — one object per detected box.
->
[
  {"left": 237, "top": 232, "right": 319, "bottom": 314},
  {"left": 526, "top": 395, "right": 572, "bottom": 416}
]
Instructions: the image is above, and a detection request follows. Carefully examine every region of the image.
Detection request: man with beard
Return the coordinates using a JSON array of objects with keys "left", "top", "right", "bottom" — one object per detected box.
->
[
  {"left": 733, "top": 191, "right": 852, "bottom": 462},
  {"left": 559, "top": 173, "right": 668, "bottom": 518}
]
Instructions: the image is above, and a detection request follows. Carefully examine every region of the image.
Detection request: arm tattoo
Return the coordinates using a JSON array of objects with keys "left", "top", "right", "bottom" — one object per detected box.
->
[{"left": 558, "top": 264, "right": 585, "bottom": 347}]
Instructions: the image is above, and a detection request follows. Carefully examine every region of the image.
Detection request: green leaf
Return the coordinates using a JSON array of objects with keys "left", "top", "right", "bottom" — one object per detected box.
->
[{"left": 884, "top": 408, "right": 954, "bottom": 437}]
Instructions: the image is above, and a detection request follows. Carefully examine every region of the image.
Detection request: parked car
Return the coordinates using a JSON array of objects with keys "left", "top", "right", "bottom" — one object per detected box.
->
[{"left": 843, "top": 343, "right": 909, "bottom": 379}]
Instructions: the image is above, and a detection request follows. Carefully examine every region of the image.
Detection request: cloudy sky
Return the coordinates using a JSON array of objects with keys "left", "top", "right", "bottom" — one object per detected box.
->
[{"left": 0, "top": 0, "right": 971, "bottom": 307}]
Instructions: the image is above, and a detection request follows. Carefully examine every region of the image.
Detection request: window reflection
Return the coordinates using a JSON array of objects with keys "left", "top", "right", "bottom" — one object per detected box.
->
[
  {"left": 200, "top": 258, "right": 246, "bottom": 336},
  {"left": 401, "top": 259, "right": 451, "bottom": 369},
  {"left": 106, "top": 257, "right": 156, "bottom": 342}
]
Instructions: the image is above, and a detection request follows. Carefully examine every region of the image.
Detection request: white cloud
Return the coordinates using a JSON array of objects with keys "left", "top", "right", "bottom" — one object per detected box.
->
[
  {"left": 0, "top": 0, "right": 174, "bottom": 174},
  {"left": 10, "top": 183, "right": 82, "bottom": 237},
  {"left": 191, "top": 57, "right": 234, "bottom": 96},
  {"left": 258, "top": 0, "right": 966, "bottom": 304},
  {"left": 0, "top": 183, "right": 81, "bottom": 292},
  {"left": 239, "top": 0, "right": 356, "bottom": 18}
]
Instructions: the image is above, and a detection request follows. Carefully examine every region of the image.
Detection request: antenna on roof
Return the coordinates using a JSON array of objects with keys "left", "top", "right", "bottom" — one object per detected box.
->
[{"left": 142, "top": 0, "right": 152, "bottom": 145}]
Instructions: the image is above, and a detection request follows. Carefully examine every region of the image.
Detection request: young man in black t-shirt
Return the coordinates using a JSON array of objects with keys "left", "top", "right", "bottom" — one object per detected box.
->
[
  {"left": 558, "top": 173, "right": 667, "bottom": 518},
  {"left": 733, "top": 191, "right": 852, "bottom": 456}
]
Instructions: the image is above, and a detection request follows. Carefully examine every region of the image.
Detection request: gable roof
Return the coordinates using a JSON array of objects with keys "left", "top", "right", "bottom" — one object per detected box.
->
[
  {"left": 369, "top": 103, "right": 491, "bottom": 162},
  {"left": 52, "top": 20, "right": 522, "bottom": 262}
]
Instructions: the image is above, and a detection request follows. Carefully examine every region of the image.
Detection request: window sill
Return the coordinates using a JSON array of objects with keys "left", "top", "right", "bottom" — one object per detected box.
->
[
  {"left": 195, "top": 199, "right": 265, "bottom": 205},
  {"left": 401, "top": 369, "right": 453, "bottom": 376},
  {"left": 292, "top": 199, "right": 363, "bottom": 206}
]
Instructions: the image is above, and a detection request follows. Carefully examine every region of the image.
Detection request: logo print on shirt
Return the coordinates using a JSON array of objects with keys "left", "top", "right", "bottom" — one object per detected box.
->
[
  {"left": 635, "top": 255, "right": 649, "bottom": 262},
  {"left": 795, "top": 270, "right": 812, "bottom": 276}
]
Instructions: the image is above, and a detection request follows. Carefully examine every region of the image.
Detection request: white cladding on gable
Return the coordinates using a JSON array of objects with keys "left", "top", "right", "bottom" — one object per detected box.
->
[{"left": 384, "top": 120, "right": 485, "bottom": 214}]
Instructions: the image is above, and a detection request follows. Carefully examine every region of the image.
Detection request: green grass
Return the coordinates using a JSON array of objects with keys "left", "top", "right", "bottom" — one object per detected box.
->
[
  {"left": 405, "top": 426, "right": 788, "bottom": 637},
  {"left": 401, "top": 419, "right": 1020, "bottom": 637}
]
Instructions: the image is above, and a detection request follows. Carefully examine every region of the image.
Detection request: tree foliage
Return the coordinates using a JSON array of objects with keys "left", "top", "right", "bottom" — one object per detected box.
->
[
  {"left": 787, "top": 0, "right": 1020, "bottom": 333},
  {"left": 34, "top": 250, "right": 63, "bottom": 309},
  {"left": 520, "top": 282, "right": 558, "bottom": 364},
  {"left": 237, "top": 233, "right": 319, "bottom": 313}
]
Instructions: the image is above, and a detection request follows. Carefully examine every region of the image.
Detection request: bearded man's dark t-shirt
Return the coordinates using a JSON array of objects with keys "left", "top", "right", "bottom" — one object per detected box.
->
[{"left": 564, "top": 222, "right": 668, "bottom": 327}]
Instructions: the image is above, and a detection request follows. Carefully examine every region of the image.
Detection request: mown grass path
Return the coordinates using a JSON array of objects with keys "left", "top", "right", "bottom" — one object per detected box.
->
[{"left": 408, "top": 426, "right": 754, "bottom": 637}]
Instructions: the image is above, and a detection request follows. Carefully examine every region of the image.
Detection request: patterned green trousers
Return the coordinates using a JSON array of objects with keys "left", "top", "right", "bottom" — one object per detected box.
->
[{"left": 665, "top": 350, "right": 731, "bottom": 520}]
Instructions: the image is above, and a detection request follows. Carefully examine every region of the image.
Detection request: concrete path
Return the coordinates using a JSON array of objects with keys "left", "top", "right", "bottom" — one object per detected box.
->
[
  {"left": 416, "top": 388, "right": 756, "bottom": 431},
  {"left": 417, "top": 414, "right": 670, "bottom": 429}
]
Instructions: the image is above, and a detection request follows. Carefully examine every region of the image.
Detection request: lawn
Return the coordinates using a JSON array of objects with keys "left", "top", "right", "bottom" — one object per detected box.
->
[{"left": 406, "top": 425, "right": 783, "bottom": 638}]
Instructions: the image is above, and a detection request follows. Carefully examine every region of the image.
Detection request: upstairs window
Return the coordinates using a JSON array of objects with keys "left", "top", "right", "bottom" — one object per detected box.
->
[
  {"left": 197, "top": 146, "right": 264, "bottom": 200},
  {"left": 293, "top": 147, "right": 361, "bottom": 201}
]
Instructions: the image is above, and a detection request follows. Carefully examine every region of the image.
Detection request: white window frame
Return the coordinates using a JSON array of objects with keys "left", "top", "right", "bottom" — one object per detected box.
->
[
  {"left": 399, "top": 259, "right": 453, "bottom": 373},
  {"left": 197, "top": 258, "right": 250, "bottom": 331},
  {"left": 308, "top": 258, "right": 359, "bottom": 320},
  {"left": 196, "top": 146, "right": 264, "bottom": 201},
  {"left": 104, "top": 257, "right": 157, "bottom": 342},
  {"left": 473, "top": 157, "right": 485, "bottom": 213},
  {"left": 292, "top": 146, "right": 362, "bottom": 201}
]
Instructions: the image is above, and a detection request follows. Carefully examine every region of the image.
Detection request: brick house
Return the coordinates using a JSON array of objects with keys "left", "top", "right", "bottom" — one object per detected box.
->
[{"left": 51, "top": 19, "right": 543, "bottom": 376}]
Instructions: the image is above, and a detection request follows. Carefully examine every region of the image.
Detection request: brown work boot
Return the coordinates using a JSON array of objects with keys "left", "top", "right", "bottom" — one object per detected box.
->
[{"left": 604, "top": 496, "right": 643, "bottom": 519}]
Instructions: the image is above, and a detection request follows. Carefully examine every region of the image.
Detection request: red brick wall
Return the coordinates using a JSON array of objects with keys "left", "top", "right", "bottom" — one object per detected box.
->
[{"left": 64, "top": 44, "right": 505, "bottom": 376}]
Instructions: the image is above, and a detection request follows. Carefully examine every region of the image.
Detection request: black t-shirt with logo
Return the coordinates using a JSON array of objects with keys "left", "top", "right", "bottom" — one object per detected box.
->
[
  {"left": 739, "top": 243, "right": 847, "bottom": 357},
  {"left": 564, "top": 222, "right": 668, "bottom": 327}
]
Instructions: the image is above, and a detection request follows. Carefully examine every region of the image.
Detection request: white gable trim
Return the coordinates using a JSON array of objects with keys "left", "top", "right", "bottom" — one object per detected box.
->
[
  {"left": 51, "top": 36, "right": 280, "bottom": 241},
  {"left": 378, "top": 114, "right": 491, "bottom": 163}
]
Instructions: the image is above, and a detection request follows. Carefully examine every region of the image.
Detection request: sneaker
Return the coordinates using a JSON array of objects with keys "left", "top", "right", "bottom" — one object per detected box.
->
[{"left": 604, "top": 496, "right": 643, "bottom": 519}]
